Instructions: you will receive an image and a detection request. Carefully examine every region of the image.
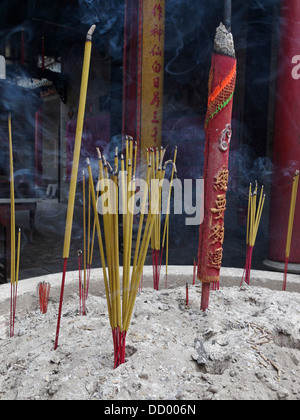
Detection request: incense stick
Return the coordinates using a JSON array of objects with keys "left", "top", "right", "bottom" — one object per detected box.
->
[
  {"left": 241, "top": 182, "right": 266, "bottom": 286},
  {"left": 38, "top": 282, "right": 51, "bottom": 314},
  {"left": 283, "top": 170, "right": 299, "bottom": 291},
  {"left": 8, "top": 113, "right": 20, "bottom": 338},
  {"left": 54, "top": 25, "right": 96, "bottom": 350}
]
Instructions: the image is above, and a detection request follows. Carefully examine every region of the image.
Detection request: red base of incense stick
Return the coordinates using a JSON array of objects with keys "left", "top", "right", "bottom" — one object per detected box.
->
[
  {"left": 193, "top": 259, "right": 197, "bottom": 285},
  {"left": 211, "top": 282, "right": 220, "bottom": 291},
  {"left": 152, "top": 249, "right": 160, "bottom": 291},
  {"left": 186, "top": 282, "right": 189, "bottom": 307},
  {"left": 113, "top": 328, "right": 127, "bottom": 369},
  {"left": 78, "top": 253, "right": 88, "bottom": 316},
  {"left": 240, "top": 245, "right": 254, "bottom": 286},
  {"left": 201, "top": 283, "right": 210, "bottom": 312},
  {"left": 10, "top": 283, "right": 18, "bottom": 338},
  {"left": 38, "top": 282, "right": 51, "bottom": 314},
  {"left": 54, "top": 258, "right": 68, "bottom": 350}
]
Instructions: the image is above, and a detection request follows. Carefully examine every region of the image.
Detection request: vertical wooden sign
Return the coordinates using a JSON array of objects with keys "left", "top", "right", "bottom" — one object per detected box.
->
[{"left": 138, "top": 0, "right": 166, "bottom": 156}]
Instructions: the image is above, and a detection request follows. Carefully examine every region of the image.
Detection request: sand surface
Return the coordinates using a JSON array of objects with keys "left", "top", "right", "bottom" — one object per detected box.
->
[{"left": 0, "top": 282, "right": 300, "bottom": 400}]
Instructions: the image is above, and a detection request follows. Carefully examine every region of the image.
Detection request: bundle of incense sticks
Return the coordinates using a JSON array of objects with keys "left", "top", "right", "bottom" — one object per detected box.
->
[
  {"left": 148, "top": 146, "right": 177, "bottom": 290},
  {"left": 8, "top": 113, "right": 21, "bottom": 338},
  {"left": 86, "top": 137, "right": 172, "bottom": 368},
  {"left": 241, "top": 182, "right": 266, "bottom": 286},
  {"left": 38, "top": 282, "right": 51, "bottom": 314},
  {"left": 283, "top": 170, "right": 299, "bottom": 291}
]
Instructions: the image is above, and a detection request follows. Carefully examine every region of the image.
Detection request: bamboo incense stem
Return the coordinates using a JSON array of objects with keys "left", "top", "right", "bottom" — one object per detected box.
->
[
  {"left": 54, "top": 25, "right": 96, "bottom": 350},
  {"left": 186, "top": 281, "right": 189, "bottom": 306}
]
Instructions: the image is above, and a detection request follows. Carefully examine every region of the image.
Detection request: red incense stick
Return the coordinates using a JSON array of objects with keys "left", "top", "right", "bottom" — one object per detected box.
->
[
  {"left": 186, "top": 282, "right": 189, "bottom": 306},
  {"left": 38, "top": 282, "right": 51, "bottom": 314},
  {"left": 193, "top": 258, "right": 197, "bottom": 285}
]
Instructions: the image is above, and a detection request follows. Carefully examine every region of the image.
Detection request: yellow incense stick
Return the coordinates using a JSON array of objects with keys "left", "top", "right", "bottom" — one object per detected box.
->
[
  {"left": 132, "top": 164, "right": 151, "bottom": 277},
  {"left": 247, "top": 183, "right": 265, "bottom": 248},
  {"left": 16, "top": 228, "right": 21, "bottom": 286},
  {"left": 246, "top": 183, "right": 252, "bottom": 246},
  {"left": 86, "top": 159, "right": 111, "bottom": 325},
  {"left": 8, "top": 113, "right": 16, "bottom": 287},
  {"left": 63, "top": 25, "right": 96, "bottom": 259},
  {"left": 162, "top": 147, "right": 177, "bottom": 249},
  {"left": 123, "top": 211, "right": 156, "bottom": 332},
  {"left": 285, "top": 171, "right": 299, "bottom": 258}
]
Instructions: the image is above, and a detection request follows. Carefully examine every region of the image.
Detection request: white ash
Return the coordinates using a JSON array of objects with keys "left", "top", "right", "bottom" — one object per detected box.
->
[
  {"left": 214, "top": 22, "right": 236, "bottom": 58},
  {"left": 0, "top": 285, "right": 300, "bottom": 400}
]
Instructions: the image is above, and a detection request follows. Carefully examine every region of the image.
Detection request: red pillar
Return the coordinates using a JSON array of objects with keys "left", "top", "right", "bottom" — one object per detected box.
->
[
  {"left": 267, "top": 0, "right": 300, "bottom": 268},
  {"left": 122, "top": 0, "right": 140, "bottom": 146}
]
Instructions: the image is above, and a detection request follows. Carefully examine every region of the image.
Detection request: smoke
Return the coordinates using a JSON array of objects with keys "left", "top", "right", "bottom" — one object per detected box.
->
[{"left": 77, "top": 0, "right": 125, "bottom": 59}]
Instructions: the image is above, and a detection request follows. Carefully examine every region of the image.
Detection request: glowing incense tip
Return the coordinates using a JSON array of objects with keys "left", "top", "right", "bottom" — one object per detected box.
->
[{"left": 87, "top": 25, "right": 96, "bottom": 41}]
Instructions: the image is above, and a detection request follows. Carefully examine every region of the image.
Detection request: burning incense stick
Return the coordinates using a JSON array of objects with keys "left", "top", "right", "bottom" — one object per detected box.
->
[
  {"left": 283, "top": 170, "right": 299, "bottom": 291},
  {"left": 8, "top": 113, "right": 20, "bottom": 338},
  {"left": 241, "top": 182, "right": 266, "bottom": 286},
  {"left": 54, "top": 25, "right": 96, "bottom": 350}
]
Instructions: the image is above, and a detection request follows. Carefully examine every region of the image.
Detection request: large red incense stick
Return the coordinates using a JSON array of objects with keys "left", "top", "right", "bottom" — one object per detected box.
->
[{"left": 198, "top": 20, "right": 236, "bottom": 311}]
